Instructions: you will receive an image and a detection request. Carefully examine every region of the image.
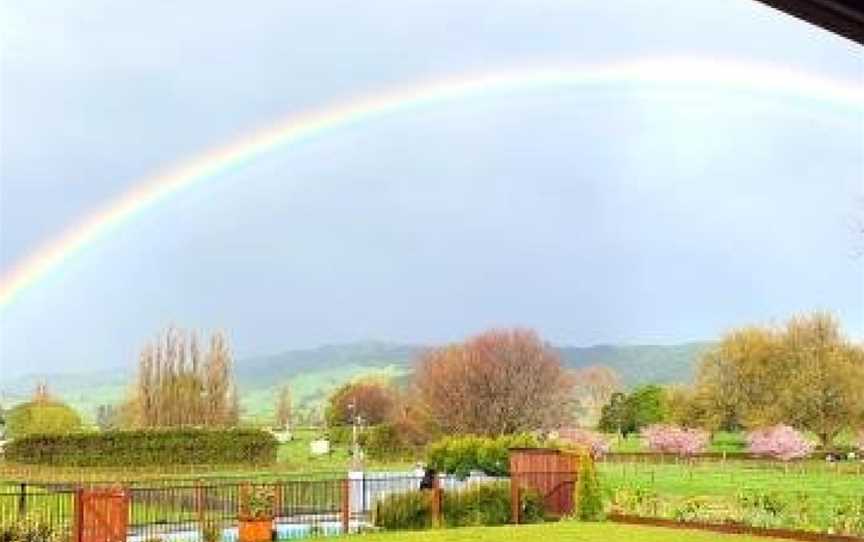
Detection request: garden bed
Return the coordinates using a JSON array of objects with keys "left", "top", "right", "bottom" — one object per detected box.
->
[{"left": 609, "top": 514, "right": 864, "bottom": 542}]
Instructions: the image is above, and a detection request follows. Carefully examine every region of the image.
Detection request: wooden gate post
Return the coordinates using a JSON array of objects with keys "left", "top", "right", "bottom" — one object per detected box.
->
[
  {"left": 428, "top": 488, "right": 443, "bottom": 528},
  {"left": 73, "top": 487, "right": 84, "bottom": 542},
  {"left": 340, "top": 478, "right": 350, "bottom": 534},
  {"left": 510, "top": 481, "right": 521, "bottom": 525},
  {"left": 432, "top": 472, "right": 443, "bottom": 528}
]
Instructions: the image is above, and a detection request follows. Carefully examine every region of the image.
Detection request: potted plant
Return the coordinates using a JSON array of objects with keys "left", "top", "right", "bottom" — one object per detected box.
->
[{"left": 238, "top": 485, "right": 275, "bottom": 542}]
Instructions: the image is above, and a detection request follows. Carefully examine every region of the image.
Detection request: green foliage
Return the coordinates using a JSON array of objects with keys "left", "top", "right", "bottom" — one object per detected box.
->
[
  {"left": 426, "top": 434, "right": 539, "bottom": 478},
  {"left": 4, "top": 428, "right": 277, "bottom": 466},
  {"left": 690, "top": 313, "right": 864, "bottom": 445},
  {"left": 576, "top": 456, "right": 603, "bottom": 521},
  {"left": 364, "top": 424, "right": 406, "bottom": 460},
  {"left": 240, "top": 485, "right": 276, "bottom": 520},
  {"left": 373, "top": 482, "right": 544, "bottom": 530},
  {"left": 443, "top": 482, "right": 543, "bottom": 527},
  {"left": 598, "top": 386, "right": 666, "bottom": 437},
  {"left": 201, "top": 522, "right": 222, "bottom": 542},
  {"left": 0, "top": 518, "right": 63, "bottom": 542},
  {"left": 671, "top": 497, "right": 710, "bottom": 523},
  {"left": 5, "top": 401, "right": 82, "bottom": 439},
  {"left": 373, "top": 491, "right": 433, "bottom": 530}
]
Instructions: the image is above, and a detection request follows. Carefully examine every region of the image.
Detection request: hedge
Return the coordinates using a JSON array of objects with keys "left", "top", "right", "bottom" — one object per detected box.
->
[
  {"left": 4, "top": 428, "right": 278, "bottom": 466},
  {"left": 426, "top": 434, "right": 540, "bottom": 477},
  {"left": 373, "top": 482, "right": 544, "bottom": 530}
]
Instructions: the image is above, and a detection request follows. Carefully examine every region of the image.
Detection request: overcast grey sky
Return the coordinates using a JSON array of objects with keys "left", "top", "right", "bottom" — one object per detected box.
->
[{"left": 1, "top": 0, "right": 862, "bottom": 378}]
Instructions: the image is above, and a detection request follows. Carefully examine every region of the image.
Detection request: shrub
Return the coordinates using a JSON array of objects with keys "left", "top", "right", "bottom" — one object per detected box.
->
[
  {"left": 427, "top": 434, "right": 539, "bottom": 477},
  {"left": 201, "top": 523, "right": 222, "bottom": 542},
  {"left": 4, "top": 428, "right": 277, "bottom": 466},
  {"left": 0, "top": 518, "right": 63, "bottom": 542},
  {"left": 830, "top": 496, "right": 864, "bottom": 536},
  {"left": 737, "top": 491, "right": 788, "bottom": 529},
  {"left": 746, "top": 425, "right": 813, "bottom": 461},
  {"left": 642, "top": 424, "right": 709, "bottom": 457},
  {"left": 373, "top": 491, "right": 432, "bottom": 530},
  {"left": 443, "top": 482, "right": 523, "bottom": 527},
  {"left": 239, "top": 485, "right": 276, "bottom": 520},
  {"left": 373, "top": 482, "right": 543, "bottom": 530},
  {"left": 576, "top": 456, "right": 603, "bottom": 521},
  {"left": 672, "top": 497, "right": 710, "bottom": 523}
]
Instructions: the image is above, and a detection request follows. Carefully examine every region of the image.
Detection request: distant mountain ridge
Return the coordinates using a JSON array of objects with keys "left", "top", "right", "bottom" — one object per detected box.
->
[{"left": 0, "top": 340, "right": 712, "bottom": 422}]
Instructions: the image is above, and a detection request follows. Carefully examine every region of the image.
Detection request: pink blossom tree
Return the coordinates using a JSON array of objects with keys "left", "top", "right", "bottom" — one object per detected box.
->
[
  {"left": 554, "top": 428, "right": 611, "bottom": 459},
  {"left": 747, "top": 425, "right": 814, "bottom": 461},
  {"left": 642, "top": 424, "right": 709, "bottom": 457}
]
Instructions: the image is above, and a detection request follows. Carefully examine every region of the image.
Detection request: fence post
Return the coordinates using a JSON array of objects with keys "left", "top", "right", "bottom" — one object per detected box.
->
[
  {"left": 429, "top": 488, "right": 443, "bottom": 528},
  {"left": 74, "top": 486, "right": 84, "bottom": 542},
  {"left": 340, "top": 478, "right": 350, "bottom": 534},
  {"left": 195, "top": 479, "right": 205, "bottom": 529},
  {"left": 18, "top": 483, "right": 26, "bottom": 517},
  {"left": 510, "top": 479, "right": 521, "bottom": 525}
]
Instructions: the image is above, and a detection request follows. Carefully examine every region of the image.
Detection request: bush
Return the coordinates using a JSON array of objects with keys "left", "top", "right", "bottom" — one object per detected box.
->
[
  {"left": 4, "top": 428, "right": 277, "bottom": 466},
  {"left": 372, "top": 482, "right": 544, "bottom": 530},
  {"left": 444, "top": 482, "right": 544, "bottom": 526},
  {"left": 443, "top": 483, "right": 512, "bottom": 526},
  {"left": 373, "top": 491, "right": 432, "bottom": 530},
  {"left": 0, "top": 518, "right": 63, "bottom": 542},
  {"left": 427, "top": 434, "right": 539, "bottom": 477},
  {"left": 575, "top": 456, "right": 603, "bottom": 521}
]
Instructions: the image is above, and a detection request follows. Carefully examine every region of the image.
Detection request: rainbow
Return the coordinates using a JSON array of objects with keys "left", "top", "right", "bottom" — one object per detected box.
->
[{"left": 1, "top": 57, "right": 862, "bottom": 309}]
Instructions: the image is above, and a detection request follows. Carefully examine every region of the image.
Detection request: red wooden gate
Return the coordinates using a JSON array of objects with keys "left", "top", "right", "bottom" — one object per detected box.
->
[
  {"left": 74, "top": 487, "right": 130, "bottom": 542},
  {"left": 510, "top": 448, "right": 580, "bottom": 519}
]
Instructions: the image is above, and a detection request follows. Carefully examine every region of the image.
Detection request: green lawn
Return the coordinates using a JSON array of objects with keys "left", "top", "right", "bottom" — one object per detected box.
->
[
  {"left": 599, "top": 459, "right": 864, "bottom": 499},
  {"left": 334, "top": 522, "right": 794, "bottom": 541},
  {"left": 599, "top": 459, "right": 864, "bottom": 535}
]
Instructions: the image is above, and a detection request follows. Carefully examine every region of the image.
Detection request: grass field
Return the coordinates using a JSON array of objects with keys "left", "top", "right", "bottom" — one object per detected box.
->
[
  {"left": 333, "top": 522, "right": 795, "bottom": 541},
  {"left": 598, "top": 459, "right": 864, "bottom": 534}
]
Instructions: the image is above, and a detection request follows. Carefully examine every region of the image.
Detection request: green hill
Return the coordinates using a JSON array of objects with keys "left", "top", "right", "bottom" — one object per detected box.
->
[{"left": 0, "top": 340, "right": 711, "bottom": 425}]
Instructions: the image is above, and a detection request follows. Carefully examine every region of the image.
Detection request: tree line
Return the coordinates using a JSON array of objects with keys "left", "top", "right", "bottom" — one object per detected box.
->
[{"left": 5, "top": 312, "right": 861, "bottom": 454}]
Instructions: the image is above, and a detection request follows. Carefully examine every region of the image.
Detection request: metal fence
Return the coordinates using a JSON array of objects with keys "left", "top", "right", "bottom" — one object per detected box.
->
[
  {"left": 0, "top": 483, "right": 76, "bottom": 540},
  {"left": 0, "top": 472, "right": 527, "bottom": 541}
]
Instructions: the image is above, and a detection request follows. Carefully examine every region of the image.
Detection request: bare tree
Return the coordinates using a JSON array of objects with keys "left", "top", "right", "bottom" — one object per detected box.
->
[
  {"left": 413, "top": 328, "right": 576, "bottom": 435},
  {"left": 129, "top": 327, "right": 238, "bottom": 428},
  {"left": 572, "top": 365, "right": 622, "bottom": 427}
]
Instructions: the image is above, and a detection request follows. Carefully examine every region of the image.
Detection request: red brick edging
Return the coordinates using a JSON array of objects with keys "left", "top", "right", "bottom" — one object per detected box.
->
[{"left": 607, "top": 514, "right": 864, "bottom": 542}]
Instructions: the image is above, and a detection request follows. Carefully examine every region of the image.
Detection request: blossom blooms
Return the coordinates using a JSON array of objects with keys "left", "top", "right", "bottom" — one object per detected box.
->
[
  {"left": 642, "top": 424, "right": 709, "bottom": 457},
  {"left": 554, "top": 428, "right": 611, "bottom": 459},
  {"left": 747, "top": 425, "right": 813, "bottom": 461}
]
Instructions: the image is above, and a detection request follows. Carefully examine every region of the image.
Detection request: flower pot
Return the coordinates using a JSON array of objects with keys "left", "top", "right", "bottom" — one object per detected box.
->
[{"left": 239, "top": 518, "right": 273, "bottom": 542}]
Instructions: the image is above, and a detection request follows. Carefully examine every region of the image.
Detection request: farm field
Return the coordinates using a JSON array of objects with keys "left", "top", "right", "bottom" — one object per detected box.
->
[{"left": 331, "top": 522, "right": 797, "bottom": 541}]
